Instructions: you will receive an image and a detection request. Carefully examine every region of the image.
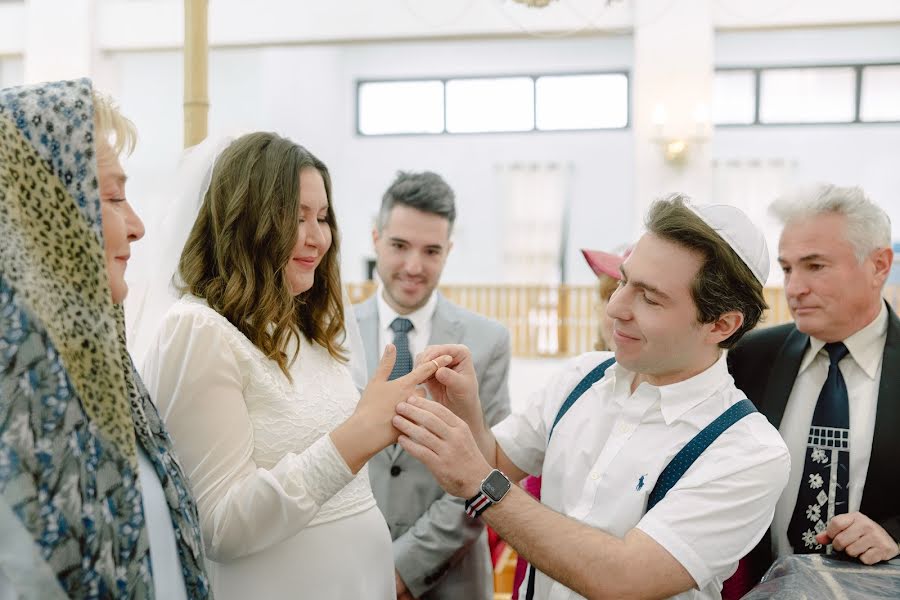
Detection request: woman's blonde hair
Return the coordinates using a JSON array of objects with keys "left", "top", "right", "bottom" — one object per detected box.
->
[
  {"left": 92, "top": 89, "right": 137, "bottom": 157},
  {"left": 178, "top": 132, "right": 346, "bottom": 378}
]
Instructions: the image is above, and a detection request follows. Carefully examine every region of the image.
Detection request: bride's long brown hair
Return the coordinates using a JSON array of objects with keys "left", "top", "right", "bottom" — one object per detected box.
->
[{"left": 178, "top": 132, "right": 346, "bottom": 378}]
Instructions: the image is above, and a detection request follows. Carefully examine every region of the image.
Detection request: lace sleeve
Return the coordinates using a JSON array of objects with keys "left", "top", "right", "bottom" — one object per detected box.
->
[{"left": 141, "top": 305, "right": 356, "bottom": 562}]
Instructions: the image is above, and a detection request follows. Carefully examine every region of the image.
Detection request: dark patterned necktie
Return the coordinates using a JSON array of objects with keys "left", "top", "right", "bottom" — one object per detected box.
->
[
  {"left": 787, "top": 341, "right": 850, "bottom": 553},
  {"left": 388, "top": 317, "right": 414, "bottom": 380}
]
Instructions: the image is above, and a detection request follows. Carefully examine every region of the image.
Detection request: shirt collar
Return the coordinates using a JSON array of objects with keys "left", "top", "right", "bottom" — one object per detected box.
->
[
  {"left": 799, "top": 301, "right": 888, "bottom": 379},
  {"left": 375, "top": 285, "right": 438, "bottom": 336},
  {"left": 610, "top": 351, "right": 732, "bottom": 425}
]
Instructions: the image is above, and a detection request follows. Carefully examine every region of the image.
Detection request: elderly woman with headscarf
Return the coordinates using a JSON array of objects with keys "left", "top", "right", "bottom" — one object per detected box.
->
[{"left": 0, "top": 79, "right": 209, "bottom": 599}]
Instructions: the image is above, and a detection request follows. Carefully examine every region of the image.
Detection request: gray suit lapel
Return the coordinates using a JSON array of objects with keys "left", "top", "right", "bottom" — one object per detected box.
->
[
  {"left": 355, "top": 297, "right": 380, "bottom": 381},
  {"left": 429, "top": 294, "right": 464, "bottom": 345}
]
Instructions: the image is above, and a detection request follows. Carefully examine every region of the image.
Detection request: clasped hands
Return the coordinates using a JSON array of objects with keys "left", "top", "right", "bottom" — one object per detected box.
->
[
  {"left": 333, "top": 344, "right": 453, "bottom": 473},
  {"left": 340, "top": 343, "right": 481, "bottom": 467},
  {"left": 391, "top": 344, "right": 494, "bottom": 499}
]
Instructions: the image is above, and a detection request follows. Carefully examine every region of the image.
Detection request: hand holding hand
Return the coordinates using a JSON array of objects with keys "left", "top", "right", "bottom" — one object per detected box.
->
[
  {"left": 815, "top": 512, "right": 900, "bottom": 564},
  {"left": 332, "top": 345, "right": 452, "bottom": 473},
  {"left": 393, "top": 395, "right": 492, "bottom": 499},
  {"left": 356, "top": 344, "right": 453, "bottom": 446},
  {"left": 416, "top": 344, "right": 483, "bottom": 433}
]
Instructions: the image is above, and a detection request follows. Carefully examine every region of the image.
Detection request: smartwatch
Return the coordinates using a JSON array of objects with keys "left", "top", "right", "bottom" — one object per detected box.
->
[{"left": 464, "top": 469, "right": 512, "bottom": 519}]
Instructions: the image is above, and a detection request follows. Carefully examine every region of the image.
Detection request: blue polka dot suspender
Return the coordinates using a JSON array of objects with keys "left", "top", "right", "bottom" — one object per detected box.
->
[
  {"left": 646, "top": 396, "right": 757, "bottom": 510},
  {"left": 524, "top": 358, "right": 757, "bottom": 599}
]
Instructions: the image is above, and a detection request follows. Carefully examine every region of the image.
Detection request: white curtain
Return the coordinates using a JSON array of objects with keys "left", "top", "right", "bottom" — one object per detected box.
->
[
  {"left": 495, "top": 161, "right": 572, "bottom": 355},
  {"left": 495, "top": 161, "right": 571, "bottom": 284},
  {"left": 712, "top": 157, "right": 798, "bottom": 285}
]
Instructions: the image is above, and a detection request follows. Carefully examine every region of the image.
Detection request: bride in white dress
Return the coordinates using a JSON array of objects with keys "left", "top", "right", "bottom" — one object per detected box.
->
[{"left": 135, "top": 132, "right": 449, "bottom": 600}]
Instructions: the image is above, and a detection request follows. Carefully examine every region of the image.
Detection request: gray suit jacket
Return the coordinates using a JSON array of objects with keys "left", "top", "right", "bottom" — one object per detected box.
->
[{"left": 355, "top": 293, "right": 511, "bottom": 600}]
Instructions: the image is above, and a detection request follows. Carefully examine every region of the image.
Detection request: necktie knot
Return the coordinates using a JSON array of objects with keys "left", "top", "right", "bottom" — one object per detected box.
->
[
  {"left": 390, "top": 317, "right": 413, "bottom": 334},
  {"left": 824, "top": 342, "right": 849, "bottom": 366}
]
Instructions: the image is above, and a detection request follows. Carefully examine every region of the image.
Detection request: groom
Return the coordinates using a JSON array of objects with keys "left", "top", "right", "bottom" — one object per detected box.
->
[{"left": 355, "top": 171, "right": 511, "bottom": 599}]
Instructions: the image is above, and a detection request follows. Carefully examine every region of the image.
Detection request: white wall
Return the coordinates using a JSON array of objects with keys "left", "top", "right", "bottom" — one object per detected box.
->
[
  {"left": 0, "top": 56, "right": 23, "bottom": 89},
  {"left": 106, "top": 35, "right": 636, "bottom": 286},
  {"left": 715, "top": 24, "right": 900, "bottom": 67},
  {"left": 94, "top": 24, "right": 900, "bottom": 290},
  {"left": 0, "top": 2, "right": 26, "bottom": 56}
]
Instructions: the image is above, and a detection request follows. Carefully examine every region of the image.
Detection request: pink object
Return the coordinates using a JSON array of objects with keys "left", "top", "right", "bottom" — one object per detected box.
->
[
  {"left": 580, "top": 247, "right": 631, "bottom": 280},
  {"left": 510, "top": 476, "right": 543, "bottom": 599}
]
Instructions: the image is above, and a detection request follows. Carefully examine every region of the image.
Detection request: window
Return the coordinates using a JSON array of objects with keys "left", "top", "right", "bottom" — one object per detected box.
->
[
  {"left": 357, "top": 80, "right": 444, "bottom": 135},
  {"left": 860, "top": 65, "right": 900, "bottom": 122},
  {"left": 760, "top": 67, "right": 855, "bottom": 124},
  {"left": 445, "top": 77, "right": 534, "bottom": 133},
  {"left": 357, "top": 72, "right": 629, "bottom": 136},
  {"left": 712, "top": 70, "right": 755, "bottom": 125},
  {"left": 714, "top": 62, "right": 900, "bottom": 126},
  {"left": 535, "top": 74, "right": 628, "bottom": 130}
]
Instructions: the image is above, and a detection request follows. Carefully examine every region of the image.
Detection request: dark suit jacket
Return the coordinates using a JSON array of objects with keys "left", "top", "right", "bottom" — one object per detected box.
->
[{"left": 728, "top": 302, "right": 900, "bottom": 579}]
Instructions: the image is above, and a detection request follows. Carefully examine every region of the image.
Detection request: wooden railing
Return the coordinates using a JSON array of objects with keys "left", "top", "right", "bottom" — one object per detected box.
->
[{"left": 348, "top": 282, "right": 900, "bottom": 358}]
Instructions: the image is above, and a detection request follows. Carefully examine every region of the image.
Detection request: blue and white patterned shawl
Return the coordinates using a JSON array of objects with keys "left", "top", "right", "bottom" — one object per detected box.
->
[{"left": 0, "top": 79, "right": 210, "bottom": 599}]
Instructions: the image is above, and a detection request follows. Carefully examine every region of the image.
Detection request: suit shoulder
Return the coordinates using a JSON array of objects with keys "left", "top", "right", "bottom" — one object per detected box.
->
[
  {"left": 731, "top": 323, "right": 795, "bottom": 356},
  {"left": 352, "top": 296, "right": 376, "bottom": 319}
]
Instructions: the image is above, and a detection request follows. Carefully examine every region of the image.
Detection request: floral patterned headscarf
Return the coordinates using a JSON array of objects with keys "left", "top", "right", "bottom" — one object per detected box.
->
[{"left": 0, "top": 79, "right": 210, "bottom": 599}]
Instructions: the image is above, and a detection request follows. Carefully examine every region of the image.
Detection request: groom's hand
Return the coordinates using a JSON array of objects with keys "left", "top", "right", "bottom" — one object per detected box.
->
[
  {"left": 394, "top": 396, "right": 492, "bottom": 499},
  {"left": 416, "top": 344, "right": 483, "bottom": 433}
]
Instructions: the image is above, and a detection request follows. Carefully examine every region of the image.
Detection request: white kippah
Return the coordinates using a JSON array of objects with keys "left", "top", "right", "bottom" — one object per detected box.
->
[{"left": 683, "top": 203, "right": 770, "bottom": 285}]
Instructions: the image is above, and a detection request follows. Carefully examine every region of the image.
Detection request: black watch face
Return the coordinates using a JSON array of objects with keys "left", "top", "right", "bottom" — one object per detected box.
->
[{"left": 483, "top": 470, "right": 511, "bottom": 502}]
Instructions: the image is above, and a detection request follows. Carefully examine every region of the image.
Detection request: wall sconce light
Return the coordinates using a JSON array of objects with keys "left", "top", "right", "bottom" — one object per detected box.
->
[{"left": 651, "top": 103, "right": 711, "bottom": 166}]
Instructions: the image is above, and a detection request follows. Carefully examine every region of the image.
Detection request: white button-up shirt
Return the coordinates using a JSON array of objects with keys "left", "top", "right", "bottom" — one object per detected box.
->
[
  {"left": 493, "top": 352, "right": 790, "bottom": 600},
  {"left": 772, "top": 302, "right": 887, "bottom": 558}
]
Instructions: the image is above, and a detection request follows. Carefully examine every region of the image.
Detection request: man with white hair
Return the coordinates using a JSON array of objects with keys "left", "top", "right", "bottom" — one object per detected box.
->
[
  {"left": 729, "top": 184, "right": 900, "bottom": 577},
  {"left": 393, "top": 194, "right": 790, "bottom": 600}
]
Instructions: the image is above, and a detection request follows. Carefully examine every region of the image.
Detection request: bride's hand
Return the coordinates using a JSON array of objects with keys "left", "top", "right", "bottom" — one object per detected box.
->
[
  {"left": 358, "top": 344, "right": 452, "bottom": 433},
  {"left": 331, "top": 345, "right": 452, "bottom": 473}
]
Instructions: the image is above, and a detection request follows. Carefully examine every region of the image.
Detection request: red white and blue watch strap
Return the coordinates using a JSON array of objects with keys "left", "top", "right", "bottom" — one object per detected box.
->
[{"left": 464, "top": 491, "right": 493, "bottom": 519}]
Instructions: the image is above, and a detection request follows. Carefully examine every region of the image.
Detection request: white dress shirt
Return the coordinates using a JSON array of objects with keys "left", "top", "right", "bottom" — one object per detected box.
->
[
  {"left": 376, "top": 287, "right": 438, "bottom": 361},
  {"left": 772, "top": 302, "right": 887, "bottom": 558},
  {"left": 493, "top": 352, "right": 790, "bottom": 600}
]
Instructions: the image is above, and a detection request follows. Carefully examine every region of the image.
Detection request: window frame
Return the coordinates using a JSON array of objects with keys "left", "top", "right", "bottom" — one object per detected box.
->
[
  {"left": 714, "top": 62, "right": 900, "bottom": 127},
  {"left": 356, "top": 78, "right": 446, "bottom": 136},
  {"left": 355, "top": 69, "right": 631, "bottom": 137}
]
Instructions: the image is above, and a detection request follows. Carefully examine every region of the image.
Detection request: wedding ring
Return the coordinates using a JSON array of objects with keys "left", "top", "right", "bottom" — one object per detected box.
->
[{"left": 431, "top": 359, "right": 441, "bottom": 370}]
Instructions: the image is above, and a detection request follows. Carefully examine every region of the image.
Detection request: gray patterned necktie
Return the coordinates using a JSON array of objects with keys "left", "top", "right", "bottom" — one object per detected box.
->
[{"left": 388, "top": 317, "right": 414, "bottom": 380}]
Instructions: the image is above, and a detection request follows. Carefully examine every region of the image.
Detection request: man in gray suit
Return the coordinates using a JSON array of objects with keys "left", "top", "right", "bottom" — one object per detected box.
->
[{"left": 356, "top": 171, "right": 511, "bottom": 600}]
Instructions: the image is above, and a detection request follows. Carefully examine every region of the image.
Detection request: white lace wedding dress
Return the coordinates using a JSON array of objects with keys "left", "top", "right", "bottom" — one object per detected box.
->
[{"left": 141, "top": 295, "right": 395, "bottom": 600}]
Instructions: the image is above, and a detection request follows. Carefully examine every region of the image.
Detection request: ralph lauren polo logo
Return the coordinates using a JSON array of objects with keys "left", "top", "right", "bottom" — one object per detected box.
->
[{"left": 636, "top": 474, "right": 647, "bottom": 491}]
